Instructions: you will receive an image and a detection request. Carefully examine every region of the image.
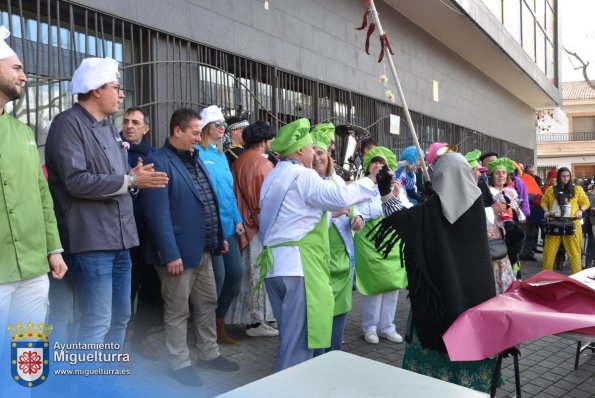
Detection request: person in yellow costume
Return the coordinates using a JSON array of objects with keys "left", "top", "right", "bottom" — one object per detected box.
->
[
  {"left": 541, "top": 167, "right": 589, "bottom": 274},
  {"left": 257, "top": 118, "right": 378, "bottom": 371}
]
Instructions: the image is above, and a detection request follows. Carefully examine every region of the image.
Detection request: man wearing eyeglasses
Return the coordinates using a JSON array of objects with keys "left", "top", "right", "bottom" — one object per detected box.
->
[{"left": 44, "top": 57, "right": 169, "bottom": 351}]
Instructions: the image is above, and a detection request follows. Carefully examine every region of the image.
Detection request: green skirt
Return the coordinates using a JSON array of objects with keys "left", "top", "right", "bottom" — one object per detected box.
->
[{"left": 402, "top": 327, "right": 503, "bottom": 393}]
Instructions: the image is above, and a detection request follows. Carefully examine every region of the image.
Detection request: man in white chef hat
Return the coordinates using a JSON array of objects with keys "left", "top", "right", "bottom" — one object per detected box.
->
[
  {"left": 0, "top": 25, "right": 68, "bottom": 393},
  {"left": 44, "top": 55, "right": 168, "bottom": 350}
]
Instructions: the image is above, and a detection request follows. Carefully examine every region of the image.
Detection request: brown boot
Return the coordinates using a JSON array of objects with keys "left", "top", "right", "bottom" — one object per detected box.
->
[{"left": 217, "top": 318, "right": 239, "bottom": 345}]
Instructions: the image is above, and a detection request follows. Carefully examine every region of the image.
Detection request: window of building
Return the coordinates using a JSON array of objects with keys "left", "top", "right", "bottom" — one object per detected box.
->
[
  {"left": 536, "top": 26, "right": 546, "bottom": 73},
  {"left": 483, "top": 0, "right": 503, "bottom": 21},
  {"left": 535, "top": 0, "right": 546, "bottom": 27},
  {"left": 545, "top": 2, "right": 555, "bottom": 39},
  {"left": 522, "top": 2, "right": 535, "bottom": 61},
  {"left": 572, "top": 116, "right": 595, "bottom": 134},
  {"left": 572, "top": 163, "right": 595, "bottom": 179},
  {"left": 503, "top": 0, "right": 522, "bottom": 43},
  {"left": 481, "top": 0, "right": 556, "bottom": 84}
]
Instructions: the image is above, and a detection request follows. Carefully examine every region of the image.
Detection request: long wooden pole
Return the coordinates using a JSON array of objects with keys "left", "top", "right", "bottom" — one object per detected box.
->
[{"left": 368, "top": 0, "right": 430, "bottom": 182}]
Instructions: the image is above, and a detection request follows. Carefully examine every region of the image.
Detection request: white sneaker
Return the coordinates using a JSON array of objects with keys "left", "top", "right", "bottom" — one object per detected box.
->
[
  {"left": 262, "top": 323, "right": 278, "bottom": 333},
  {"left": 268, "top": 321, "right": 278, "bottom": 330},
  {"left": 363, "top": 331, "right": 379, "bottom": 344},
  {"left": 245, "top": 323, "right": 279, "bottom": 337},
  {"left": 378, "top": 331, "right": 403, "bottom": 343}
]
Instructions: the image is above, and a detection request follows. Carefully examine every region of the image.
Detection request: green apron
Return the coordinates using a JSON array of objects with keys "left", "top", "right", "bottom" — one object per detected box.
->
[
  {"left": 257, "top": 213, "right": 334, "bottom": 349},
  {"left": 354, "top": 216, "right": 408, "bottom": 295},
  {"left": 328, "top": 223, "right": 352, "bottom": 315}
]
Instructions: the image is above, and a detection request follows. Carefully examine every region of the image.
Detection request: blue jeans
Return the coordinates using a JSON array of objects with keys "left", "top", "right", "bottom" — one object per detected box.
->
[
  {"left": 47, "top": 264, "right": 77, "bottom": 345},
  {"left": 70, "top": 250, "right": 132, "bottom": 347},
  {"left": 265, "top": 276, "right": 312, "bottom": 371},
  {"left": 313, "top": 312, "right": 348, "bottom": 356},
  {"left": 212, "top": 234, "right": 243, "bottom": 319}
]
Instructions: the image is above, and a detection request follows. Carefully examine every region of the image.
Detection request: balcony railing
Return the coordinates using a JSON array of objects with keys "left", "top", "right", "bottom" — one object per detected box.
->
[{"left": 537, "top": 132, "right": 595, "bottom": 143}]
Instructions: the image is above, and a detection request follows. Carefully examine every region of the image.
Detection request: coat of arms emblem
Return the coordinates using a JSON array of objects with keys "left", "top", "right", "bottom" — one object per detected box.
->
[{"left": 8, "top": 321, "right": 52, "bottom": 388}]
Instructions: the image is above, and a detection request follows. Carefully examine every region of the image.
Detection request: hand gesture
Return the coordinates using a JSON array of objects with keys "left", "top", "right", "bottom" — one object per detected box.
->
[
  {"left": 376, "top": 166, "right": 393, "bottom": 196},
  {"left": 391, "top": 178, "right": 402, "bottom": 198},
  {"left": 351, "top": 215, "right": 364, "bottom": 232},
  {"left": 48, "top": 253, "right": 68, "bottom": 280},
  {"left": 166, "top": 258, "right": 184, "bottom": 275},
  {"left": 131, "top": 162, "right": 169, "bottom": 189},
  {"left": 491, "top": 200, "right": 507, "bottom": 216},
  {"left": 221, "top": 240, "right": 229, "bottom": 255}
]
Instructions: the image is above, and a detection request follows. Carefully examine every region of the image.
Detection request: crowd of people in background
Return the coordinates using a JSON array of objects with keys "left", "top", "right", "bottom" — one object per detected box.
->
[{"left": 3, "top": 30, "right": 595, "bottom": 395}]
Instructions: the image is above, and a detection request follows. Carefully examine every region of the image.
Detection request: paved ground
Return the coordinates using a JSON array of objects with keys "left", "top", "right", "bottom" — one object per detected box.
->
[{"left": 120, "top": 255, "right": 594, "bottom": 398}]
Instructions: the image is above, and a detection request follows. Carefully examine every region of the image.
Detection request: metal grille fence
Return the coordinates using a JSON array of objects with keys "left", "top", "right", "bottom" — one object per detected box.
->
[
  {"left": 537, "top": 165, "right": 558, "bottom": 180},
  {"left": 2, "top": 0, "right": 534, "bottom": 165},
  {"left": 537, "top": 132, "right": 595, "bottom": 142}
]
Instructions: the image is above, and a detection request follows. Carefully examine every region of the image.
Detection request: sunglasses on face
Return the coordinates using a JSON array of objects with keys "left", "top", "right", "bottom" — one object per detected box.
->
[{"left": 214, "top": 121, "right": 228, "bottom": 129}]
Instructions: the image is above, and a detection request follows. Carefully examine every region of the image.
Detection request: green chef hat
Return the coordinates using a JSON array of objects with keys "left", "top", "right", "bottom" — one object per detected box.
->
[
  {"left": 310, "top": 122, "right": 335, "bottom": 142},
  {"left": 363, "top": 146, "right": 398, "bottom": 173},
  {"left": 464, "top": 149, "right": 482, "bottom": 169},
  {"left": 487, "top": 157, "right": 515, "bottom": 174},
  {"left": 271, "top": 118, "right": 313, "bottom": 157},
  {"left": 310, "top": 126, "right": 334, "bottom": 151}
]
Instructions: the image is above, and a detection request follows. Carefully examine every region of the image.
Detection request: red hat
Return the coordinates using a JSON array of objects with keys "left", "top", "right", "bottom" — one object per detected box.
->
[{"left": 546, "top": 170, "right": 557, "bottom": 180}]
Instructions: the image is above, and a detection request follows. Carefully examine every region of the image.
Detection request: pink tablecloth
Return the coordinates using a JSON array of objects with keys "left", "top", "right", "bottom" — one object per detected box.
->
[{"left": 443, "top": 269, "right": 595, "bottom": 361}]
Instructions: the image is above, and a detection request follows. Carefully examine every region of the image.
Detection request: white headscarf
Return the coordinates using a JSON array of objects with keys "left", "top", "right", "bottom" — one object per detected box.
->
[{"left": 431, "top": 152, "right": 481, "bottom": 224}]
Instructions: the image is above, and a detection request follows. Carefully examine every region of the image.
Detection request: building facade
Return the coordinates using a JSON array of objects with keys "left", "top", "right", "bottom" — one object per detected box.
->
[
  {"left": 1, "top": 0, "right": 560, "bottom": 165},
  {"left": 537, "top": 81, "right": 595, "bottom": 179}
]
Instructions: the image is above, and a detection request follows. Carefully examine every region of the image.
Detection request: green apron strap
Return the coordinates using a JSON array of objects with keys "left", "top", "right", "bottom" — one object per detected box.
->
[{"left": 254, "top": 240, "right": 299, "bottom": 293}]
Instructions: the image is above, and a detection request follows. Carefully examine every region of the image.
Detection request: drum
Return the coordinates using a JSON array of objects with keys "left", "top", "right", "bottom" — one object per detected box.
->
[{"left": 544, "top": 219, "right": 576, "bottom": 236}]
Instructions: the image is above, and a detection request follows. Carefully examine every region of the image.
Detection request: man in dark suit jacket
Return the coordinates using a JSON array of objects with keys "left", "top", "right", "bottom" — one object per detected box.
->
[
  {"left": 140, "top": 108, "right": 239, "bottom": 387},
  {"left": 45, "top": 57, "right": 168, "bottom": 351}
]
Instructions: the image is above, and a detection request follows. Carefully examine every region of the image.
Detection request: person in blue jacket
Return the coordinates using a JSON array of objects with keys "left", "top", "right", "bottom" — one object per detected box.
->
[
  {"left": 197, "top": 105, "right": 246, "bottom": 345},
  {"left": 141, "top": 108, "right": 239, "bottom": 386},
  {"left": 120, "top": 107, "right": 162, "bottom": 360}
]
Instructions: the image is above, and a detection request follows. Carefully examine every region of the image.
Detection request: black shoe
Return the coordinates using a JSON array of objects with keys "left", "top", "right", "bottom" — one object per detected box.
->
[
  {"left": 533, "top": 247, "right": 543, "bottom": 254},
  {"left": 169, "top": 366, "right": 203, "bottom": 387},
  {"left": 196, "top": 355, "right": 240, "bottom": 372}
]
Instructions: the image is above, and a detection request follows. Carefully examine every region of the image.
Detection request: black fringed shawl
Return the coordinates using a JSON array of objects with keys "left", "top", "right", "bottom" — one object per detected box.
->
[{"left": 369, "top": 196, "right": 496, "bottom": 352}]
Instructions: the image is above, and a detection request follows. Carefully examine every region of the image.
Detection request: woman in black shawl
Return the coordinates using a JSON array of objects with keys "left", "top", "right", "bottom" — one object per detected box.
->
[{"left": 370, "top": 151, "right": 499, "bottom": 392}]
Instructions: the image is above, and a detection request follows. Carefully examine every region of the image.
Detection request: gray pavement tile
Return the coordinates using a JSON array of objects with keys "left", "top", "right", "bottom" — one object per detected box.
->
[
  {"left": 566, "top": 391, "right": 595, "bottom": 398},
  {"left": 525, "top": 364, "right": 551, "bottom": 374},
  {"left": 522, "top": 382, "right": 546, "bottom": 395},
  {"left": 575, "top": 385, "right": 595, "bottom": 397},
  {"left": 538, "top": 392, "right": 565, "bottom": 398},
  {"left": 559, "top": 361, "right": 580, "bottom": 371},
  {"left": 556, "top": 379, "right": 586, "bottom": 391},
  {"left": 549, "top": 366, "right": 575, "bottom": 377},
  {"left": 542, "top": 371, "right": 567, "bottom": 382},
  {"left": 543, "top": 385, "right": 572, "bottom": 396}
]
